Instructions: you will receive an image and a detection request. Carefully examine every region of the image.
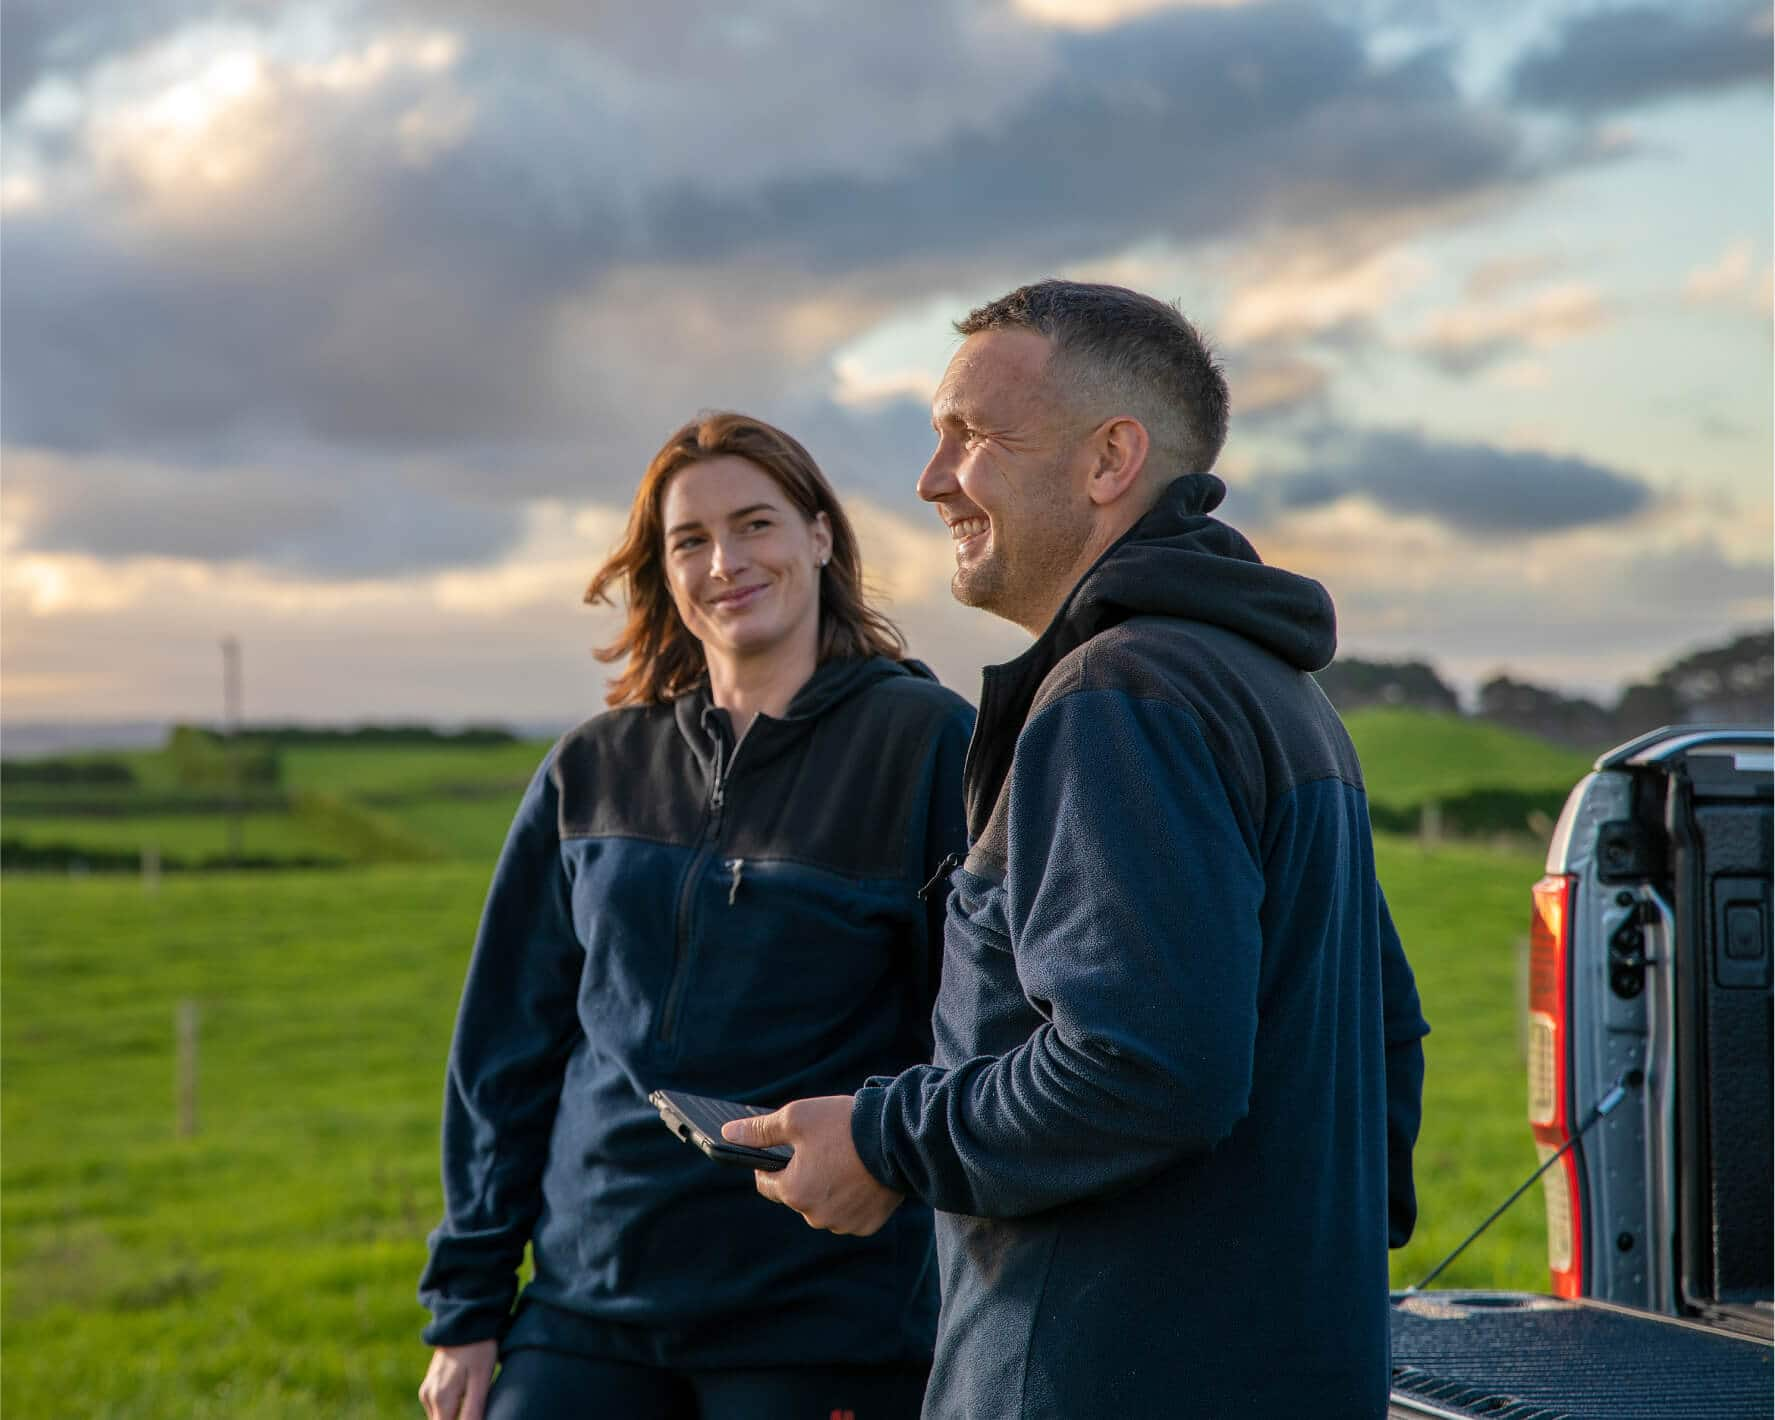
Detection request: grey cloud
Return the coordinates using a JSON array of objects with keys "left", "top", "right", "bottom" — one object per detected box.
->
[
  {"left": 770, "top": 397, "right": 942, "bottom": 515},
  {"left": 1226, "top": 354, "right": 1331, "bottom": 424},
  {"left": 641, "top": 9, "right": 1523, "bottom": 277},
  {"left": 8, "top": 449, "right": 523, "bottom": 577},
  {"left": 1, "top": 0, "right": 271, "bottom": 113},
  {"left": 4, "top": 0, "right": 1536, "bottom": 566},
  {"left": 1510, "top": 3, "right": 1772, "bottom": 114},
  {"left": 1266, "top": 427, "right": 1653, "bottom": 534}
]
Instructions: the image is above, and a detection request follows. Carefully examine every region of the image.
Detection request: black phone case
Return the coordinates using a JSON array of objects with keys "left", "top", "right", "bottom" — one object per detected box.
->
[{"left": 649, "top": 1089, "right": 793, "bottom": 1171}]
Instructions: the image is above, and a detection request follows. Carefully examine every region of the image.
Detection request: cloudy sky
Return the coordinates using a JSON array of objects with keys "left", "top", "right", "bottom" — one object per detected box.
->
[{"left": 3, "top": 0, "right": 1770, "bottom": 727}]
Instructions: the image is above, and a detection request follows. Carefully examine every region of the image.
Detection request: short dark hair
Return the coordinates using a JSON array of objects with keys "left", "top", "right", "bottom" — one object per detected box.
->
[{"left": 956, "top": 279, "right": 1229, "bottom": 473}]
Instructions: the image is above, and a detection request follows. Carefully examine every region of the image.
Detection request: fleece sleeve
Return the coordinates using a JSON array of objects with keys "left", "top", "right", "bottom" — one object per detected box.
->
[
  {"left": 854, "top": 688, "right": 1263, "bottom": 1218},
  {"left": 1379, "top": 889, "right": 1429, "bottom": 1247},
  {"left": 417, "top": 752, "right": 583, "bottom": 1345}
]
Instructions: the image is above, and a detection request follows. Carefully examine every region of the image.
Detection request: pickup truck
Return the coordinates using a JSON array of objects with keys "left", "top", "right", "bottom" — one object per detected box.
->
[{"left": 1388, "top": 725, "right": 1773, "bottom": 1419}]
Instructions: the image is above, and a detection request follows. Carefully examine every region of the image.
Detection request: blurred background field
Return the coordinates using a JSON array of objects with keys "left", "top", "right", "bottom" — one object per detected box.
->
[{"left": 1, "top": 708, "right": 1588, "bottom": 1415}]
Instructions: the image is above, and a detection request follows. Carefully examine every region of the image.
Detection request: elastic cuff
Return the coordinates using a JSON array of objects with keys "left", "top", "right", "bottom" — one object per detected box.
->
[
  {"left": 421, "top": 1303, "right": 513, "bottom": 1348},
  {"left": 850, "top": 1082, "right": 904, "bottom": 1193}
]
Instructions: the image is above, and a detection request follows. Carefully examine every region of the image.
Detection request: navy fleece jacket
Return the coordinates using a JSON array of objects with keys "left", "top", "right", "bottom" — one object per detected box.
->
[
  {"left": 419, "top": 656, "right": 972, "bottom": 1368},
  {"left": 851, "top": 474, "right": 1429, "bottom": 1419}
]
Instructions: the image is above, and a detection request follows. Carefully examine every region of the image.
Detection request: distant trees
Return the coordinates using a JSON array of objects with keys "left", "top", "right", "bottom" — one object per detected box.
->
[
  {"left": 214, "top": 724, "right": 518, "bottom": 748},
  {"left": 1313, "top": 659, "right": 1461, "bottom": 715},
  {"left": 1613, "top": 629, "right": 1773, "bottom": 736},
  {"left": 1319, "top": 627, "right": 1773, "bottom": 751},
  {"left": 1474, "top": 676, "right": 1617, "bottom": 749},
  {"left": 0, "top": 758, "right": 137, "bottom": 786}
]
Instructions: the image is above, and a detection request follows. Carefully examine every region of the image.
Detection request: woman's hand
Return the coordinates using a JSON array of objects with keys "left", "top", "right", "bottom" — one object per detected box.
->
[{"left": 419, "top": 1339, "right": 498, "bottom": 1420}]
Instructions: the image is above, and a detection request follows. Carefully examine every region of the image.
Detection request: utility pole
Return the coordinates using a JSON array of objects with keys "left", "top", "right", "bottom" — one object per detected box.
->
[{"left": 222, "top": 635, "right": 243, "bottom": 863}]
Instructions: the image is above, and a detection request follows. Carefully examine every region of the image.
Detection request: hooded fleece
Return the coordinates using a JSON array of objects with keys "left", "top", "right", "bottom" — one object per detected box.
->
[
  {"left": 420, "top": 655, "right": 972, "bottom": 1370},
  {"left": 851, "top": 475, "right": 1430, "bottom": 1419}
]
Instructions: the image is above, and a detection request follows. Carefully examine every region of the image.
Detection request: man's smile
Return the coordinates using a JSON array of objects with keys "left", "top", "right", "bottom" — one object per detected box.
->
[{"left": 948, "top": 515, "right": 989, "bottom": 556}]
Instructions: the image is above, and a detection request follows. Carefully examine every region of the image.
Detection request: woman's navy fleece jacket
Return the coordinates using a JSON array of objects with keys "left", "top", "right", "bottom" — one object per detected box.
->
[
  {"left": 419, "top": 656, "right": 972, "bottom": 1369},
  {"left": 851, "top": 475, "right": 1430, "bottom": 1419}
]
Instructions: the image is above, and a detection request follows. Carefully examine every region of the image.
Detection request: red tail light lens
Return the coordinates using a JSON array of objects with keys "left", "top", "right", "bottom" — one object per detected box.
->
[{"left": 1528, "top": 873, "right": 1583, "bottom": 1298}]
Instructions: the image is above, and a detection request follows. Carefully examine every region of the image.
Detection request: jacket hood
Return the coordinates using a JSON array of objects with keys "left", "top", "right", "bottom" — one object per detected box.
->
[
  {"left": 959, "top": 475, "right": 1335, "bottom": 839},
  {"left": 1062, "top": 473, "right": 1336, "bottom": 673},
  {"left": 673, "top": 654, "right": 934, "bottom": 777}
]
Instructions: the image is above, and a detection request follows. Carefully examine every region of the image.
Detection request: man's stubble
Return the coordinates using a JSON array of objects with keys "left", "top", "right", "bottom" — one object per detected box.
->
[{"left": 950, "top": 483, "right": 1095, "bottom": 636}]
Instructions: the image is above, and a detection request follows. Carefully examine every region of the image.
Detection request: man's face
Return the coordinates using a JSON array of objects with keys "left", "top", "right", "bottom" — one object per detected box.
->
[{"left": 917, "top": 328, "right": 1095, "bottom": 632}]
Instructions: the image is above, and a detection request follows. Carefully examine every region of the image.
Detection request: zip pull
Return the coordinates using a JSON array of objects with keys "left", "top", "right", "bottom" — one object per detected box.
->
[
  {"left": 727, "top": 858, "right": 744, "bottom": 906},
  {"left": 710, "top": 734, "right": 727, "bottom": 813},
  {"left": 919, "top": 851, "right": 965, "bottom": 901}
]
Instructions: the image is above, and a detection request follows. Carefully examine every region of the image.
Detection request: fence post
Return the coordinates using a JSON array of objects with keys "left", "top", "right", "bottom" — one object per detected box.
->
[
  {"left": 1419, "top": 799, "right": 1442, "bottom": 848},
  {"left": 177, "top": 999, "right": 199, "bottom": 1139}
]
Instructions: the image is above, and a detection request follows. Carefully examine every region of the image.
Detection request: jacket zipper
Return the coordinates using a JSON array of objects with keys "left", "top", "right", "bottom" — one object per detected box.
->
[
  {"left": 657, "top": 731, "right": 737, "bottom": 1045},
  {"left": 919, "top": 850, "right": 964, "bottom": 901}
]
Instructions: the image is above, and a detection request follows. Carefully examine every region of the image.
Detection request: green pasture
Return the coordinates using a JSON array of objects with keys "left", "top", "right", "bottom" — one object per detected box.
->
[
  {"left": 278, "top": 741, "right": 548, "bottom": 798},
  {"left": 0, "top": 811, "right": 346, "bottom": 863},
  {"left": 2, "top": 835, "right": 1552, "bottom": 1417},
  {"left": 0, "top": 739, "right": 549, "bottom": 868},
  {"left": 1344, "top": 707, "right": 1594, "bottom": 813},
  {"left": 1, "top": 713, "right": 1569, "bottom": 1414}
]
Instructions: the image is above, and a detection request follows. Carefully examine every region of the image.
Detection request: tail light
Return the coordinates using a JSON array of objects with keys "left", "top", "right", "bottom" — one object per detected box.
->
[{"left": 1528, "top": 873, "right": 1583, "bottom": 1297}]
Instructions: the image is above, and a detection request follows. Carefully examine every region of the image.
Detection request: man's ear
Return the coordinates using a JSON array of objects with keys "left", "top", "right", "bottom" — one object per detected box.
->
[{"left": 1084, "top": 416, "right": 1150, "bottom": 508}]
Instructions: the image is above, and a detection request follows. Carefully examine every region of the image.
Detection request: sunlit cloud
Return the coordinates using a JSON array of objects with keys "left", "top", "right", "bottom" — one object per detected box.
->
[
  {"left": 1685, "top": 238, "right": 1754, "bottom": 301},
  {"left": 1412, "top": 282, "right": 1607, "bottom": 373},
  {"left": 1229, "top": 357, "right": 1329, "bottom": 417},
  {"left": 1463, "top": 252, "right": 1565, "bottom": 301},
  {"left": 1015, "top": 0, "right": 1251, "bottom": 30},
  {"left": 13, "top": 25, "right": 473, "bottom": 210},
  {"left": 832, "top": 356, "right": 941, "bottom": 410},
  {"left": 0, "top": 0, "right": 1765, "bottom": 722},
  {"left": 1254, "top": 495, "right": 1772, "bottom": 700},
  {"left": 1682, "top": 238, "right": 1771, "bottom": 320},
  {"left": 1220, "top": 247, "right": 1430, "bottom": 346}
]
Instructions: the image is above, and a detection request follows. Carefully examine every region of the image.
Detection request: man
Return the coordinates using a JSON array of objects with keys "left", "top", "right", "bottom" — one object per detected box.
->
[{"left": 725, "top": 280, "right": 1429, "bottom": 1417}]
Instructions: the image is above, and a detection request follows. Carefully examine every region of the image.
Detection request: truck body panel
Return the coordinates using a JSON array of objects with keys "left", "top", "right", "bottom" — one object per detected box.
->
[{"left": 1391, "top": 726, "right": 1771, "bottom": 1418}]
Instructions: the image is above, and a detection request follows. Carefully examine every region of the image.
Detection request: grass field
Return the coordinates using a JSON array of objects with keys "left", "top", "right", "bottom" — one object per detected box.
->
[
  {"left": 1344, "top": 707, "right": 1595, "bottom": 812},
  {"left": 1, "top": 713, "right": 1572, "bottom": 1414},
  {"left": 2, "top": 810, "right": 346, "bottom": 861},
  {"left": 279, "top": 742, "right": 548, "bottom": 798},
  {"left": 1, "top": 829, "right": 1552, "bottom": 1416},
  {"left": 1, "top": 739, "right": 550, "bottom": 868}
]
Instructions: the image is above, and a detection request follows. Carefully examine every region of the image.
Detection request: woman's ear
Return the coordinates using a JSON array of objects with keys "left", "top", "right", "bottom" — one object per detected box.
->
[{"left": 811, "top": 511, "right": 834, "bottom": 567}]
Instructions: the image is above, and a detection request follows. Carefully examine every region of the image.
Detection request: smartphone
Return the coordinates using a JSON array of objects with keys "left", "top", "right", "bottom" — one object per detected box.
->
[{"left": 649, "top": 1089, "right": 793, "bottom": 1172}]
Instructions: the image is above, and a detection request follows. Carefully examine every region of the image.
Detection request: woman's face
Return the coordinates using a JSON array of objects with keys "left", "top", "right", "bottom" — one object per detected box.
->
[{"left": 659, "top": 456, "right": 833, "bottom": 671}]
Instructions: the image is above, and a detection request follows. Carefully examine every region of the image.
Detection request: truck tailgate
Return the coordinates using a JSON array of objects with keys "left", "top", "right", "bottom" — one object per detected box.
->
[{"left": 1390, "top": 1292, "right": 1772, "bottom": 1419}]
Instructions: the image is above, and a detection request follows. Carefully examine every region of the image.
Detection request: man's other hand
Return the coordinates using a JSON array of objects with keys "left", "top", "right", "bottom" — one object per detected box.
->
[{"left": 723, "top": 1094, "right": 904, "bottom": 1236}]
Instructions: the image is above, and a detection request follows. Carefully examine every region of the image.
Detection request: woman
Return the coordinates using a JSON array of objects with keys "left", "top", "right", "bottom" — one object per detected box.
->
[{"left": 418, "top": 413, "right": 972, "bottom": 1420}]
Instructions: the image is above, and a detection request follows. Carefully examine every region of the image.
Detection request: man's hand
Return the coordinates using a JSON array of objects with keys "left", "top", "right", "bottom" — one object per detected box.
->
[
  {"left": 419, "top": 1339, "right": 496, "bottom": 1420},
  {"left": 723, "top": 1094, "right": 904, "bottom": 1236}
]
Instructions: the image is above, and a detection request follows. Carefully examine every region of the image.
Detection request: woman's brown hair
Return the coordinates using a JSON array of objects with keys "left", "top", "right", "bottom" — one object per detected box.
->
[{"left": 586, "top": 411, "right": 907, "bottom": 707}]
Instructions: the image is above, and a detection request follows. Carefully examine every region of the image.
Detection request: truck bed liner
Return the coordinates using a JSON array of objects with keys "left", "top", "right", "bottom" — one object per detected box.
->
[{"left": 1390, "top": 1292, "right": 1772, "bottom": 1420}]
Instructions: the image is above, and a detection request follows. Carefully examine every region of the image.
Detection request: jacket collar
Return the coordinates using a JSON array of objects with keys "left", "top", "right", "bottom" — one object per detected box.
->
[
  {"left": 962, "top": 474, "right": 1336, "bottom": 839},
  {"left": 672, "top": 654, "right": 932, "bottom": 785}
]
